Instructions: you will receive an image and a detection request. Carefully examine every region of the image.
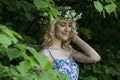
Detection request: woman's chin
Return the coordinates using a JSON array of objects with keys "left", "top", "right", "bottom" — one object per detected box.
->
[{"left": 62, "top": 37, "right": 69, "bottom": 41}]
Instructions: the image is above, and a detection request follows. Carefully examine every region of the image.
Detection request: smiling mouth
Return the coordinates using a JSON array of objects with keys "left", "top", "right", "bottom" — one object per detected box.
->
[{"left": 62, "top": 33, "right": 69, "bottom": 36}]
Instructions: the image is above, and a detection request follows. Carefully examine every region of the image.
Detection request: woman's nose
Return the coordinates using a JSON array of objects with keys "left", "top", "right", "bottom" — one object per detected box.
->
[{"left": 65, "top": 26, "right": 70, "bottom": 32}]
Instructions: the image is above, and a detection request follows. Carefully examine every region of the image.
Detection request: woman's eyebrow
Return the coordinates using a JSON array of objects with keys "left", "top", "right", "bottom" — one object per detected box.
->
[
  {"left": 58, "top": 21, "right": 72, "bottom": 25},
  {"left": 59, "top": 22, "right": 66, "bottom": 24},
  {"left": 60, "top": 21, "right": 71, "bottom": 25}
]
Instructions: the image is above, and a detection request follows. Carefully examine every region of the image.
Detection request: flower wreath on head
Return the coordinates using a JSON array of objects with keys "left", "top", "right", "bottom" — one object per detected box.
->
[
  {"left": 57, "top": 6, "right": 82, "bottom": 22},
  {"left": 39, "top": 6, "right": 82, "bottom": 25}
]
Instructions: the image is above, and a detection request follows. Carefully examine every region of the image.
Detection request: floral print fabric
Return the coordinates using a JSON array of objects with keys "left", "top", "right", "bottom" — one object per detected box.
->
[{"left": 52, "top": 57, "right": 79, "bottom": 80}]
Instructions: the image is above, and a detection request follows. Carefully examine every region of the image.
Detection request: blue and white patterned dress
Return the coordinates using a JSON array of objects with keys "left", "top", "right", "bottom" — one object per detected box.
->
[{"left": 47, "top": 49, "right": 79, "bottom": 80}]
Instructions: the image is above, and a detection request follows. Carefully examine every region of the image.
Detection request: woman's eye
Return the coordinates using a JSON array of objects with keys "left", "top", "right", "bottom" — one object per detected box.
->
[
  {"left": 60, "top": 23, "right": 65, "bottom": 27},
  {"left": 68, "top": 25, "right": 72, "bottom": 28}
]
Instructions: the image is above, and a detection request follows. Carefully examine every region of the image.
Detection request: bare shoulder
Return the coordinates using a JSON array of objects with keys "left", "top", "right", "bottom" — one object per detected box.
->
[
  {"left": 41, "top": 49, "right": 50, "bottom": 57},
  {"left": 41, "top": 48, "right": 53, "bottom": 62}
]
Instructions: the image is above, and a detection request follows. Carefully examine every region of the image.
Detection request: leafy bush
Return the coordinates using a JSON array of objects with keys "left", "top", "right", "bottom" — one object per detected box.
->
[{"left": 0, "top": 24, "right": 69, "bottom": 80}]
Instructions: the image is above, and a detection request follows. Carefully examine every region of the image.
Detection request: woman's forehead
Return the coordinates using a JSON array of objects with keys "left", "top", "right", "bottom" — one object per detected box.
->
[{"left": 57, "top": 19, "right": 72, "bottom": 24}]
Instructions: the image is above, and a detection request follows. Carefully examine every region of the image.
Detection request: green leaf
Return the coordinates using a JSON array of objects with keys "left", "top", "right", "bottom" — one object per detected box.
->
[
  {"left": 40, "top": 71, "right": 49, "bottom": 80},
  {"left": 15, "top": 44, "right": 39, "bottom": 67},
  {"left": 9, "top": 65, "right": 19, "bottom": 76},
  {"left": 40, "top": 69, "right": 57, "bottom": 80},
  {"left": 0, "top": 25, "right": 13, "bottom": 37},
  {"left": 109, "top": 0, "right": 117, "bottom": 7},
  {"left": 34, "top": 0, "right": 48, "bottom": 9},
  {"left": 79, "top": 28, "right": 92, "bottom": 39},
  {"left": 16, "top": 61, "right": 31, "bottom": 75},
  {"left": 44, "top": 0, "right": 51, "bottom": 3},
  {"left": 50, "top": 0, "right": 55, "bottom": 6},
  {"left": 15, "top": 44, "right": 27, "bottom": 51},
  {"left": 0, "top": 33, "right": 12, "bottom": 47},
  {"left": 25, "top": 13, "right": 34, "bottom": 22},
  {"left": 0, "top": 45, "right": 8, "bottom": 55},
  {"left": 12, "top": 31, "right": 23, "bottom": 40},
  {"left": 44, "top": 62, "right": 52, "bottom": 69},
  {"left": 104, "top": 4, "right": 116, "bottom": 14},
  {"left": 7, "top": 48, "right": 24, "bottom": 61},
  {"left": 27, "top": 47, "right": 48, "bottom": 68},
  {"left": 103, "top": 9, "right": 106, "bottom": 18},
  {"left": 36, "top": 52, "right": 48, "bottom": 68},
  {"left": 49, "top": 12, "right": 55, "bottom": 23},
  {"left": 49, "top": 6, "right": 58, "bottom": 18},
  {"left": 94, "top": 1, "right": 103, "bottom": 12},
  {"left": 27, "top": 57, "right": 39, "bottom": 67},
  {"left": 0, "top": 64, "right": 10, "bottom": 79},
  {"left": 0, "top": 24, "right": 21, "bottom": 43}
]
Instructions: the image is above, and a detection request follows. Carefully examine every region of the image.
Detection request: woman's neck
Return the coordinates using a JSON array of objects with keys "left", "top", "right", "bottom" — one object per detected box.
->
[{"left": 50, "top": 38, "right": 62, "bottom": 49}]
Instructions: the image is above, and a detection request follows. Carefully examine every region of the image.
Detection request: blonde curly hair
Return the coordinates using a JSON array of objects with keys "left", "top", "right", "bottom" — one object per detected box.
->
[{"left": 41, "top": 18, "right": 78, "bottom": 50}]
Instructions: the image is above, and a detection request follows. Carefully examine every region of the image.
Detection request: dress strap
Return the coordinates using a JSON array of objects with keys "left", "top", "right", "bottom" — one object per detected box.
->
[
  {"left": 46, "top": 48, "right": 60, "bottom": 69},
  {"left": 68, "top": 48, "right": 72, "bottom": 58},
  {"left": 46, "top": 48, "right": 56, "bottom": 61}
]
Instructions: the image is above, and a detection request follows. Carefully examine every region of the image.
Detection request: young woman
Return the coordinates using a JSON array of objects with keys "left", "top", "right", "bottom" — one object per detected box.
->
[{"left": 41, "top": 18, "right": 101, "bottom": 80}]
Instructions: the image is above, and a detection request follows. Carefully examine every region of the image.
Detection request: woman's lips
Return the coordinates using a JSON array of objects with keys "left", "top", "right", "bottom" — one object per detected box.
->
[{"left": 62, "top": 32, "right": 69, "bottom": 36}]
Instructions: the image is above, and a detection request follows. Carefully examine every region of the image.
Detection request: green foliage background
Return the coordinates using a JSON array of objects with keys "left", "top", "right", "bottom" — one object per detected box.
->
[{"left": 0, "top": 0, "right": 120, "bottom": 80}]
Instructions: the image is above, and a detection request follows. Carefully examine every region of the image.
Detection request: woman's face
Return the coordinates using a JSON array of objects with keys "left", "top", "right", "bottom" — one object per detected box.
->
[{"left": 54, "top": 20, "right": 72, "bottom": 41}]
